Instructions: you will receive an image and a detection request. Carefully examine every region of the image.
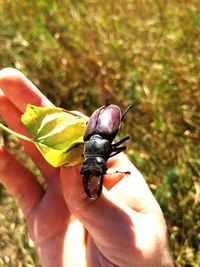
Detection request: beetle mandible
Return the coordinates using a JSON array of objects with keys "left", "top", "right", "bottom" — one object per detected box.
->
[{"left": 80, "top": 104, "right": 132, "bottom": 199}]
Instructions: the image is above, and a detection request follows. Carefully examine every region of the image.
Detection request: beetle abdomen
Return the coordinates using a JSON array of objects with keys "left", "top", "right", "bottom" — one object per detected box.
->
[{"left": 84, "top": 105, "right": 121, "bottom": 142}]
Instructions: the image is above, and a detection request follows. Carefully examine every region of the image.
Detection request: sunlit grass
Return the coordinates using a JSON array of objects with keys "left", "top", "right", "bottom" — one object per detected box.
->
[{"left": 0, "top": 0, "right": 200, "bottom": 266}]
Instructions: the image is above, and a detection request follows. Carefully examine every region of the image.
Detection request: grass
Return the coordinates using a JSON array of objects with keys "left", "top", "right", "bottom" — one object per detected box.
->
[{"left": 0, "top": 0, "right": 200, "bottom": 266}]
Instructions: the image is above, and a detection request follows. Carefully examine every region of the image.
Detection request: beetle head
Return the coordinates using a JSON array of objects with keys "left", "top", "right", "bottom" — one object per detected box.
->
[
  {"left": 80, "top": 157, "right": 107, "bottom": 199},
  {"left": 80, "top": 156, "right": 107, "bottom": 177}
]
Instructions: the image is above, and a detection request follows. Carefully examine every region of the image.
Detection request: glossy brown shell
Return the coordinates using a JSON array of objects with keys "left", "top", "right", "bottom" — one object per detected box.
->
[{"left": 83, "top": 105, "right": 121, "bottom": 142}]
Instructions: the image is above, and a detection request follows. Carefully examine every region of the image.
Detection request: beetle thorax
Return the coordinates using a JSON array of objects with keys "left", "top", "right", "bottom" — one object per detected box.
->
[
  {"left": 83, "top": 134, "right": 112, "bottom": 160},
  {"left": 80, "top": 135, "right": 112, "bottom": 177}
]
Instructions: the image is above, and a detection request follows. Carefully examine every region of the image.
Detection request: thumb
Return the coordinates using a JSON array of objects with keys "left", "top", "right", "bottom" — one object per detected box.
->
[{"left": 60, "top": 166, "right": 94, "bottom": 210}]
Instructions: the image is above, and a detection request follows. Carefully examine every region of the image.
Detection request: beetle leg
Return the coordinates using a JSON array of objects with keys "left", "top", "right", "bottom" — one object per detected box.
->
[
  {"left": 106, "top": 170, "right": 131, "bottom": 175},
  {"left": 110, "top": 146, "right": 127, "bottom": 157},
  {"left": 112, "top": 136, "right": 129, "bottom": 148},
  {"left": 115, "top": 170, "right": 131, "bottom": 175}
]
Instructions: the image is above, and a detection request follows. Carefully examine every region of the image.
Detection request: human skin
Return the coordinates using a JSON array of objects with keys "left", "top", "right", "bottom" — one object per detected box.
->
[{"left": 0, "top": 68, "right": 174, "bottom": 267}]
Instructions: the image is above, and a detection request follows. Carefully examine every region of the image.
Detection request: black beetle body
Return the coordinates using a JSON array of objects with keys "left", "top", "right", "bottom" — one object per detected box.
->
[{"left": 80, "top": 104, "right": 132, "bottom": 199}]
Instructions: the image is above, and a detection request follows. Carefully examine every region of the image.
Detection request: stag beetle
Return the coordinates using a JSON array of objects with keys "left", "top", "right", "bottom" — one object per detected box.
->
[{"left": 80, "top": 104, "right": 132, "bottom": 199}]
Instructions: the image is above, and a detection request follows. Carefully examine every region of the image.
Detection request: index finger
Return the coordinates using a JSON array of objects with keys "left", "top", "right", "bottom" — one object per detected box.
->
[
  {"left": 0, "top": 68, "right": 58, "bottom": 179},
  {"left": 0, "top": 68, "right": 54, "bottom": 113}
]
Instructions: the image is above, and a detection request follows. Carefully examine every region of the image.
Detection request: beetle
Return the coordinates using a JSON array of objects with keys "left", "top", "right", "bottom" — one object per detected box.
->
[{"left": 80, "top": 104, "right": 132, "bottom": 199}]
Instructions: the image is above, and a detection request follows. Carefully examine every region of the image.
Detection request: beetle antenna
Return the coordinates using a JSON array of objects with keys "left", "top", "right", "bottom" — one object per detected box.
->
[{"left": 121, "top": 104, "right": 134, "bottom": 121}]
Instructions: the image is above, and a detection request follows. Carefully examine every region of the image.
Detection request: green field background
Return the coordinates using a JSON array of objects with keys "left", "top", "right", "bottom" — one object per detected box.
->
[{"left": 0, "top": 0, "right": 199, "bottom": 266}]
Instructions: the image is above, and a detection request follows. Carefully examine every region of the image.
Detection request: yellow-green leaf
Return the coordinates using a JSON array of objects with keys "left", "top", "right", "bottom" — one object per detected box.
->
[
  {"left": 35, "top": 142, "right": 84, "bottom": 167},
  {"left": 21, "top": 104, "right": 88, "bottom": 167},
  {"left": 0, "top": 104, "right": 88, "bottom": 167}
]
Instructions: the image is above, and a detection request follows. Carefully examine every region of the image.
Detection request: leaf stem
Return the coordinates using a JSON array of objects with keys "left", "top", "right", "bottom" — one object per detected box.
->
[{"left": 0, "top": 122, "right": 34, "bottom": 143}]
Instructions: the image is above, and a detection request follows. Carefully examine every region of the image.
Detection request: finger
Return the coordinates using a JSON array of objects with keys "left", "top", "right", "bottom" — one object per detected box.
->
[
  {"left": 106, "top": 153, "right": 161, "bottom": 212},
  {"left": 103, "top": 153, "right": 130, "bottom": 190},
  {"left": 0, "top": 146, "right": 44, "bottom": 216},
  {"left": 0, "top": 91, "right": 58, "bottom": 179},
  {"left": 0, "top": 68, "right": 53, "bottom": 113}
]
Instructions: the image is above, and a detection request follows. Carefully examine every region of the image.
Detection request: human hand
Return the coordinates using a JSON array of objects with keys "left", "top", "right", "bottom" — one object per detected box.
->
[{"left": 0, "top": 68, "right": 174, "bottom": 267}]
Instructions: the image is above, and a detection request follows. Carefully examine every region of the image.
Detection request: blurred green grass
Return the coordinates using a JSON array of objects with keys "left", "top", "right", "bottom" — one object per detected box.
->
[{"left": 0, "top": 0, "right": 199, "bottom": 266}]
